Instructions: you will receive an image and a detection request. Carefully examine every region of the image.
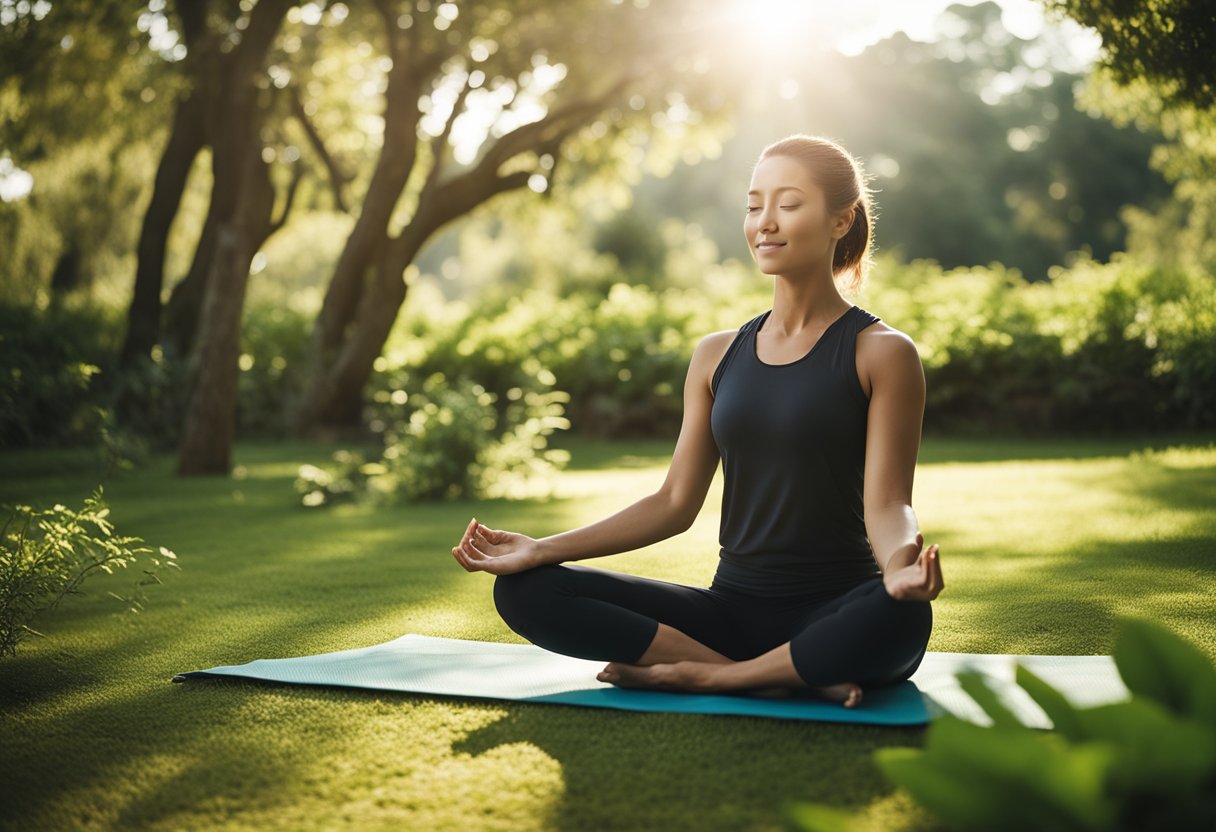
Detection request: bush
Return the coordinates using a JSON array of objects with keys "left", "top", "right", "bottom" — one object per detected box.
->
[
  {"left": 235, "top": 302, "right": 314, "bottom": 437},
  {"left": 382, "top": 282, "right": 749, "bottom": 439},
  {"left": 786, "top": 615, "right": 1216, "bottom": 831},
  {"left": 860, "top": 254, "right": 1216, "bottom": 434},
  {"left": 0, "top": 486, "right": 180, "bottom": 658},
  {"left": 295, "top": 369, "right": 571, "bottom": 506},
  {"left": 0, "top": 301, "right": 113, "bottom": 448}
]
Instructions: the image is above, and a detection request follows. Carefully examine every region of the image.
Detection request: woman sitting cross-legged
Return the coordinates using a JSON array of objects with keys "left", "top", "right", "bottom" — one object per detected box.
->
[{"left": 450, "top": 133, "right": 945, "bottom": 708}]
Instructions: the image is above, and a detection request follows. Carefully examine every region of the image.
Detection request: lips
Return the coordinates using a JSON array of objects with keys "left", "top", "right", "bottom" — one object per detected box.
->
[{"left": 757, "top": 242, "right": 786, "bottom": 251}]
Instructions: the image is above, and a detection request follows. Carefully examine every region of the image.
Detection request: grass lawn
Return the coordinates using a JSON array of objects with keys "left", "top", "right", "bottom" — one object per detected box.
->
[{"left": 2, "top": 431, "right": 1214, "bottom": 831}]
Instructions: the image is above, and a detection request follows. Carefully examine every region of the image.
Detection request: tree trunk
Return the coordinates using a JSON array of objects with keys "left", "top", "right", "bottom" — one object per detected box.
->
[
  {"left": 48, "top": 244, "right": 84, "bottom": 299},
  {"left": 176, "top": 139, "right": 266, "bottom": 474},
  {"left": 299, "top": 228, "right": 422, "bottom": 431},
  {"left": 293, "top": 57, "right": 425, "bottom": 435},
  {"left": 162, "top": 192, "right": 219, "bottom": 362},
  {"left": 118, "top": 0, "right": 220, "bottom": 365},
  {"left": 119, "top": 90, "right": 208, "bottom": 366},
  {"left": 176, "top": 0, "right": 291, "bottom": 475}
]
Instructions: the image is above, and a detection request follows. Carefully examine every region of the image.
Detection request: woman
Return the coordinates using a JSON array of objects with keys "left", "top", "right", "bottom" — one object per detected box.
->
[{"left": 450, "top": 134, "right": 944, "bottom": 708}]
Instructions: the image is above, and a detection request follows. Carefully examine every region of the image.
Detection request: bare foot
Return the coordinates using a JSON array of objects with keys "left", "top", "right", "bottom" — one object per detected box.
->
[
  {"left": 812, "top": 681, "right": 863, "bottom": 708},
  {"left": 597, "top": 661, "right": 864, "bottom": 707},
  {"left": 597, "top": 660, "right": 714, "bottom": 693}
]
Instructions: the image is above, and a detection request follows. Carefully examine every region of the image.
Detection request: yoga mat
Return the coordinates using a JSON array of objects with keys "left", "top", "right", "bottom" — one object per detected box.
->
[{"left": 171, "top": 633, "right": 1130, "bottom": 727}]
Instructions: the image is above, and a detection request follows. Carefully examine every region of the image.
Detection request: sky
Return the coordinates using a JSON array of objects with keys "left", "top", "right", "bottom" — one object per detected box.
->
[{"left": 728, "top": 0, "right": 1102, "bottom": 69}]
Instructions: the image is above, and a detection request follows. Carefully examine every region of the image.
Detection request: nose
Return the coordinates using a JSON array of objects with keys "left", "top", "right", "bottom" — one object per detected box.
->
[
  {"left": 751, "top": 216, "right": 777, "bottom": 243},
  {"left": 752, "top": 206, "right": 778, "bottom": 235}
]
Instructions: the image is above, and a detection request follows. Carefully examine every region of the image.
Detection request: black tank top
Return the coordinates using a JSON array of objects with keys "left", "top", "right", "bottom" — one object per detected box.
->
[{"left": 709, "top": 304, "right": 884, "bottom": 600}]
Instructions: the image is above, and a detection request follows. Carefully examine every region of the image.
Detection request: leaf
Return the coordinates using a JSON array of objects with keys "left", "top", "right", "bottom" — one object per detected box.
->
[
  {"left": 1015, "top": 663, "right": 1086, "bottom": 739},
  {"left": 879, "top": 715, "right": 1115, "bottom": 831},
  {"left": 956, "top": 669, "right": 1028, "bottom": 729},
  {"left": 1113, "top": 615, "right": 1216, "bottom": 727},
  {"left": 1074, "top": 698, "right": 1216, "bottom": 799}
]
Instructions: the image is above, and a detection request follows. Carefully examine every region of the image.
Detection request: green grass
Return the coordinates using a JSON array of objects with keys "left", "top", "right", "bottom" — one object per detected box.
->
[{"left": 2, "top": 431, "right": 1214, "bottom": 831}]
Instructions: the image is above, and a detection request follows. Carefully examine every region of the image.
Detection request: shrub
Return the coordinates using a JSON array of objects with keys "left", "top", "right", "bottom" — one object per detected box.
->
[
  {"left": 235, "top": 302, "right": 314, "bottom": 437},
  {"left": 0, "top": 486, "right": 180, "bottom": 658},
  {"left": 0, "top": 301, "right": 112, "bottom": 448},
  {"left": 295, "top": 369, "right": 571, "bottom": 506}
]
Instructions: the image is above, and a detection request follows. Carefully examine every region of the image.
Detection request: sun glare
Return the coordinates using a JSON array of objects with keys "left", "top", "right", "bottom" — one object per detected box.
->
[{"left": 722, "top": 0, "right": 827, "bottom": 50}]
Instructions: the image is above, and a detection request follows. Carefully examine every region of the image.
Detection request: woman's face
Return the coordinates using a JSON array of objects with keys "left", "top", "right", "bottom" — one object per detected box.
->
[{"left": 744, "top": 154, "right": 850, "bottom": 276}]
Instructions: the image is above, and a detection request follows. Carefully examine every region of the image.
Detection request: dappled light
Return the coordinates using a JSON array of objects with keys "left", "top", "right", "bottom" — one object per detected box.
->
[{"left": 2, "top": 0, "right": 1214, "bottom": 828}]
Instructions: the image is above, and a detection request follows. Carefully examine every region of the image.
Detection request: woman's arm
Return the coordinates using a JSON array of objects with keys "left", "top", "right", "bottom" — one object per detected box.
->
[
  {"left": 454, "top": 330, "right": 731, "bottom": 572},
  {"left": 859, "top": 325, "right": 944, "bottom": 601},
  {"left": 532, "top": 332, "right": 728, "bottom": 566}
]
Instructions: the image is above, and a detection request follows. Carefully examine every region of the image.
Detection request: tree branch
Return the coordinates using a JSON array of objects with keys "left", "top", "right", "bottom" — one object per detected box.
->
[
  {"left": 288, "top": 82, "right": 352, "bottom": 212},
  {"left": 422, "top": 72, "right": 475, "bottom": 197},
  {"left": 270, "top": 162, "right": 304, "bottom": 235}
]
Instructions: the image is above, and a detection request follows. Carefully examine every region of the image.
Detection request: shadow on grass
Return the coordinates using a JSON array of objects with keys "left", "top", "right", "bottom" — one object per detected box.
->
[
  {"left": 925, "top": 526, "right": 1215, "bottom": 656},
  {"left": 451, "top": 699, "right": 930, "bottom": 831},
  {"left": 2, "top": 434, "right": 1213, "bottom": 830}
]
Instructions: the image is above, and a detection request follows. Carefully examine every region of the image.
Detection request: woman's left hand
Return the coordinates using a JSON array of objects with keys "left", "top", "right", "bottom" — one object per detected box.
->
[{"left": 883, "top": 532, "right": 944, "bottom": 602}]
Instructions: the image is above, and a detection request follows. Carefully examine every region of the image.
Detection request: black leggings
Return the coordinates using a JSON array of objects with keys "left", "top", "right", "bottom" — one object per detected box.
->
[{"left": 493, "top": 562, "right": 933, "bottom": 689}]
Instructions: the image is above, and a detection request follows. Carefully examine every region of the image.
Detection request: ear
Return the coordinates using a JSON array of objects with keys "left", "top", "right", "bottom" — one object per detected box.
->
[{"left": 833, "top": 205, "right": 856, "bottom": 240}]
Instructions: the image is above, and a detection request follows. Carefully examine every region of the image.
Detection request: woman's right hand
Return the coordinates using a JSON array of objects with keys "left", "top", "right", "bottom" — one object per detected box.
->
[{"left": 450, "top": 517, "right": 543, "bottom": 576}]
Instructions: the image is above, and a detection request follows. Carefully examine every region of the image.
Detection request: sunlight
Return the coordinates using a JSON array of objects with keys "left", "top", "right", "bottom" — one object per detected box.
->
[
  {"left": 711, "top": 0, "right": 1101, "bottom": 63},
  {"left": 716, "top": 0, "right": 832, "bottom": 57}
]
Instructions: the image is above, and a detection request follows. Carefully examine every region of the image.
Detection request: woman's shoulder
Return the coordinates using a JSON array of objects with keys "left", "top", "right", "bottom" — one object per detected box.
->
[
  {"left": 854, "top": 310, "right": 917, "bottom": 352},
  {"left": 856, "top": 315, "right": 923, "bottom": 396}
]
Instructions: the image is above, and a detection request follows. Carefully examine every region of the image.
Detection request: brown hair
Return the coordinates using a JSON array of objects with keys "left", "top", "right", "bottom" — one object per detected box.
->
[{"left": 754, "top": 134, "right": 878, "bottom": 294}]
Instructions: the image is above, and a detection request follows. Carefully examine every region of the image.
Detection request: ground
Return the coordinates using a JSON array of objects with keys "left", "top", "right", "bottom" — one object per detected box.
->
[{"left": 1, "top": 432, "right": 1213, "bottom": 831}]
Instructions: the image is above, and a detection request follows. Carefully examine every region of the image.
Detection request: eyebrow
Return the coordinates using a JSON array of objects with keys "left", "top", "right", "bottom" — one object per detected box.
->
[{"left": 747, "top": 186, "right": 806, "bottom": 196}]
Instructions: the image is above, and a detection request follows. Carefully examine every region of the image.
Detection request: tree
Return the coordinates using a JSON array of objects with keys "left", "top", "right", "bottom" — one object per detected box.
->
[
  {"left": 291, "top": 0, "right": 736, "bottom": 435},
  {"left": 1039, "top": 0, "right": 1216, "bottom": 271},
  {"left": 176, "top": 0, "right": 298, "bottom": 474},
  {"left": 1040, "top": 0, "right": 1216, "bottom": 111},
  {"left": 0, "top": 0, "right": 172, "bottom": 306}
]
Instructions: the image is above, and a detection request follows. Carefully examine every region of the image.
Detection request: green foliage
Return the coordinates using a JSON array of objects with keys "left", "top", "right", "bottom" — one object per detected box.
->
[
  {"left": 1074, "top": 66, "right": 1216, "bottom": 278},
  {"left": 235, "top": 302, "right": 314, "bottom": 438},
  {"left": 786, "top": 615, "right": 1216, "bottom": 831},
  {"left": 0, "top": 301, "right": 110, "bottom": 447},
  {"left": 105, "top": 345, "right": 190, "bottom": 454},
  {"left": 295, "top": 370, "right": 571, "bottom": 506},
  {"left": 7, "top": 249, "right": 1216, "bottom": 461},
  {"left": 0, "top": 485, "right": 179, "bottom": 658},
  {"left": 386, "top": 282, "right": 741, "bottom": 439},
  {"left": 0, "top": 300, "right": 316, "bottom": 455},
  {"left": 372, "top": 257, "right": 1216, "bottom": 440},
  {"left": 1043, "top": 0, "right": 1216, "bottom": 111},
  {"left": 867, "top": 255, "right": 1216, "bottom": 434}
]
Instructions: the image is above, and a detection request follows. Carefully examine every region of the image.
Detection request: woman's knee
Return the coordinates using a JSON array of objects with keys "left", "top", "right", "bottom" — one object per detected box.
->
[
  {"left": 492, "top": 564, "right": 563, "bottom": 631},
  {"left": 871, "top": 595, "right": 933, "bottom": 685}
]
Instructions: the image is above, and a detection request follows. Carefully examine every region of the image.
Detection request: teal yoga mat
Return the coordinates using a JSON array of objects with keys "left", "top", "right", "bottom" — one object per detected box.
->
[{"left": 171, "top": 633, "right": 1131, "bottom": 727}]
